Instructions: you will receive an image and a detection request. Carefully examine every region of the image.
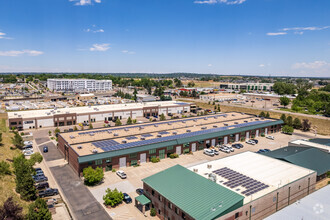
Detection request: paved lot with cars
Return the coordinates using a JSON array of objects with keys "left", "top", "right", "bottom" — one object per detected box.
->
[{"left": 38, "top": 141, "right": 63, "bottom": 161}]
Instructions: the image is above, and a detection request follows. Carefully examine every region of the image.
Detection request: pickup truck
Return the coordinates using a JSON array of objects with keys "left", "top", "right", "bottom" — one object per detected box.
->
[{"left": 38, "top": 188, "right": 59, "bottom": 198}]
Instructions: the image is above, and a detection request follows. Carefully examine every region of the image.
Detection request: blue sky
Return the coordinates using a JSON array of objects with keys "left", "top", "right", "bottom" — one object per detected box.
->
[{"left": 0, "top": 0, "right": 329, "bottom": 77}]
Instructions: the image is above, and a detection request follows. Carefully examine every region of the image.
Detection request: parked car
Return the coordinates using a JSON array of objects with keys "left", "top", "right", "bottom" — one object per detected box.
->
[
  {"left": 33, "top": 176, "right": 48, "bottom": 183},
  {"left": 266, "top": 136, "right": 274, "bottom": 140},
  {"left": 38, "top": 188, "right": 59, "bottom": 198},
  {"left": 48, "top": 198, "right": 58, "bottom": 204},
  {"left": 68, "top": 128, "right": 74, "bottom": 132},
  {"left": 123, "top": 193, "right": 132, "bottom": 203},
  {"left": 227, "top": 146, "right": 235, "bottom": 152},
  {"left": 256, "top": 149, "right": 266, "bottom": 153},
  {"left": 32, "top": 173, "right": 45, "bottom": 179},
  {"left": 219, "top": 146, "right": 231, "bottom": 153},
  {"left": 210, "top": 149, "right": 219, "bottom": 155},
  {"left": 116, "top": 170, "right": 127, "bottom": 179},
  {"left": 246, "top": 140, "right": 256, "bottom": 145},
  {"left": 263, "top": 149, "right": 271, "bottom": 152},
  {"left": 251, "top": 139, "right": 259, "bottom": 144},
  {"left": 36, "top": 182, "right": 49, "bottom": 190},
  {"left": 34, "top": 168, "right": 42, "bottom": 172},
  {"left": 22, "top": 145, "right": 33, "bottom": 150},
  {"left": 24, "top": 141, "right": 33, "bottom": 145},
  {"left": 136, "top": 188, "right": 144, "bottom": 195},
  {"left": 24, "top": 150, "right": 34, "bottom": 156},
  {"left": 35, "top": 170, "right": 44, "bottom": 175},
  {"left": 204, "top": 149, "right": 215, "bottom": 156},
  {"left": 43, "top": 146, "right": 48, "bottom": 153},
  {"left": 232, "top": 143, "right": 243, "bottom": 149}
]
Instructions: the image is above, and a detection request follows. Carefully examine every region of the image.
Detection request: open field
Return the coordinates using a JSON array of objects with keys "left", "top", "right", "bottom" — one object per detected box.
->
[
  {"left": 0, "top": 113, "right": 31, "bottom": 214},
  {"left": 180, "top": 99, "right": 330, "bottom": 136}
]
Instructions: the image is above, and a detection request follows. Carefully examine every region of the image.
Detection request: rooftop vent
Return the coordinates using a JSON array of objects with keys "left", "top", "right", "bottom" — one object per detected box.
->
[
  {"left": 224, "top": 123, "right": 229, "bottom": 126},
  {"left": 172, "top": 131, "right": 177, "bottom": 135},
  {"left": 244, "top": 120, "right": 248, "bottom": 123},
  {"left": 182, "top": 121, "right": 186, "bottom": 123},
  {"left": 167, "top": 122, "right": 172, "bottom": 125},
  {"left": 114, "top": 133, "right": 119, "bottom": 136},
  {"left": 232, "top": 114, "right": 235, "bottom": 116},
  {"left": 255, "top": 118, "right": 259, "bottom": 121},
  {"left": 207, "top": 164, "right": 212, "bottom": 169},
  {"left": 201, "top": 127, "right": 207, "bottom": 130},
  {"left": 213, "top": 125, "right": 218, "bottom": 128},
  {"left": 234, "top": 122, "right": 238, "bottom": 124},
  {"left": 92, "top": 149, "right": 98, "bottom": 154},
  {"left": 122, "top": 140, "right": 127, "bottom": 143},
  {"left": 107, "top": 130, "right": 112, "bottom": 134},
  {"left": 140, "top": 137, "right": 146, "bottom": 140},
  {"left": 193, "top": 119, "right": 197, "bottom": 122},
  {"left": 157, "top": 134, "right": 162, "bottom": 137},
  {"left": 89, "top": 133, "right": 95, "bottom": 136},
  {"left": 124, "top": 128, "right": 129, "bottom": 131},
  {"left": 186, "top": 129, "right": 191, "bottom": 132},
  {"left": 204, "top": 118, "right": 208, "bottom": 120},
  {"left": 69, "top": 135, "right": 75, "bottom": 139},
  {"left": 154, "top": 124, "right": 158, "bottom": 127},
  {"left": 139, "top": 126, "right": 144, "bottom": 130},
  {"left": 193, "top": 169, "right": 198, "bottom": 173},
  {"left": 77, "top": 146, "right": 83, "bottom": 149}
]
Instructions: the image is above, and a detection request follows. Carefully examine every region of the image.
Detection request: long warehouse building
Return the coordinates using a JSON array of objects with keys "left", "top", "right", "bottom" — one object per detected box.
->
[
  {"left": 57, "top": 112, "right": 283, "bottom": 176},
  {"left": 7, "top": 101, "right": 191, "bottom": 130}
]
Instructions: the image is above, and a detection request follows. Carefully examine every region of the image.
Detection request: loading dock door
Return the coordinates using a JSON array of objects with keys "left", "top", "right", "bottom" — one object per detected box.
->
[
  {"left": 140, "top": 153, "right": 146, "bottom": 164},
  {"left": 235, "top": 134, "right": 239, "bottom": 142},
  {"left": 256, "top": 130, "right": 259, "bottom": 137},
  {"left": 265, "top": 128, "right": 268, "bottom": 134},
  {"left": 224, "top": 136, "right": 228, "bottom": 144},
  {"left": 246, "top": 132, "right": 250, "bottom": 139},
  {"left": 191, "top": 143, "right": 196, "bottom": 152},
  {"left": 176, "top": 146, "right": 182, "bottom": 155},
  {"left": 119, "top": 157, "right": 126, "bottom": 168},
  {"left": 211, "top": 139, "right": 216, "bottom": 147}
]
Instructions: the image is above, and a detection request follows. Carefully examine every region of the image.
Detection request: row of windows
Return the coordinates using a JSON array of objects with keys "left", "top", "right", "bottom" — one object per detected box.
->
[{"left": 89, "top": 157, "right": 112, "bottom": 165}]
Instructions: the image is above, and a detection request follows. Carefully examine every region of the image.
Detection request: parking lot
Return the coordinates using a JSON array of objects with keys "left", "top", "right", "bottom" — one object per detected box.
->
[{"left": 86, "top": 131, "right": 318, "bottom": 219}]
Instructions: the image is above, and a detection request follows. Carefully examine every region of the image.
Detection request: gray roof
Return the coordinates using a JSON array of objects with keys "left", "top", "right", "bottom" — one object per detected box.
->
[
  {"left": 265, "top": 185, "right": 330, "bottom": 220},
  {"left": 309, "top": 138, "right": 330, "bottom": 146}
]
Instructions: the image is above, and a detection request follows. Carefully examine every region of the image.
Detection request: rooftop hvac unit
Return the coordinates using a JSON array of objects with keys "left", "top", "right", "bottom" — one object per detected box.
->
[
  {"left": 89, "top": 133, "right": 95, "bottom": 136},
  {"left": 234, "top": 122, "right": 238, "bottom": 124},
  {"left": 213, "top": 125, "right": 218, "bottom": 128},
  {"left": 255, "top": 118, "right": 259, "bottom": 121},
  {"left": 193, "top": 169, "right": 198, "bottom": 173},
  {"left": 114, "top": 133, "right": 119, "bottom": 136},
  {"left": 261, "top": 117, "right": 265, "bottom": 120},
  {"left": 207, "top": 164, "right": 212, "bottom": 169},
  {"left": 141, "top": 137, "right": 145, "bottom": 140},
  {"left": 157, "top": 134, "right": 162, "bottom": 137},
  {"left": 92, "top": 149, "right": 98, "bottom": 153},
  {"left": 232, "top": 114, "right": 235, "bottom": 116},
  {"left": 182, "top": 121, "right": 186, "bottom": 123},
  {"left": 122, "top": 140, "right": 127, "bottom": 143},
  {"left": 154, "top": 124, "right": 158, "bottom": 127},
  {"left": 201, "top": 127, "right": 207, "bottom": 130},
  {"left": 204, "top": 118, "right": 208, "bottom": 120},
  {"left": 107, "top": 130, "right": 112, "bottom": 134},
  {"left": 139, "top": 126, "right": 144, "bottom": 130},
  {"left": 186, "top": 129, "right": 191, "bottom": 132},
  {"left": 124, "top": 128, "right": 129, "bottom": 131},
  {"left": 224, "top": 123, "right": 228, "bottom": 126},
  {"left": 77, "top": 146, "right": 83, "bottom": 149},
  {"left": 193, "top": 119, "right": 197, "bottom": 122},
  {"left": 172, "top": 132, "right": 177, "bottom": 135},
  {"left": 244, "top": 120, "right": 248, "bottom": 123},
  {"left": 167, "top": 122, "right": 172, "bottom": 125},
  {"left": 46, "top": 113, "right": 50, "bottom": 115},
  {"left": 69, "top": 135, "right": 75, "bottom": 139}
]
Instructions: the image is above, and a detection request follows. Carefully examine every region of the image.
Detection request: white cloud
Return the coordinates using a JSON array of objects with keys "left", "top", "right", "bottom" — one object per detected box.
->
[
  {"left": 90, "top": 43, "right": 110, "bottom": 51},
  {"left": 266, "top": 32, "right": 287, "bottom": 36},
  {"left": 194, "top": 0, "right": 246, "bottom": 5},
  {"left": 282, "top": 26, "right": 330, "bottom": 31},
  {"left": 122, "top": 50, "right": 135, "bottom": 54},
  {"left": 292, "top": 61, "right": 330, "bottom": 70},
  {"left": 208, "top": 64, "right": 212, "bottom": 67},
  {"left": 259, "top": 64, "right": 265, "bottom": 67},
  {"left": 0, "top": 32, "right": 13, "bottom": 40},
  {"left": 84, "top": 28, "right": 104, "bottom": 33},
  {"left": 70, "top": 0, "right": 101, "bottom": 6},
  {"left": 0, "top": 50, "right": 43, "bottom": 57},
  {"left": 0, "top": 32, "right": 5, "bottom": 36}
]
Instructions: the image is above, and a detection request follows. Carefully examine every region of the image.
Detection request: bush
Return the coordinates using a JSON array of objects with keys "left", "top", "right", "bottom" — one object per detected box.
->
[
  {"left": 282, "top": 125, "right": 294, "bottom": 135},
  {"left": 266, "top": 112, "right": 270, "bottom": 118},
  {"left": 103, "top": 188, "right": 123, "bottom": 207},
  {"left": 0, "top": 161, "right": 11, "bottom": 175},
  {"left": 259, "top": 111, "right": 265, "bottom": 117},
  {"left": 112, "top": 168, "right": 116, "bottom": 172},
  {"left": 261, "top": 133, "right": 265, "bottom": 137},
  {"left": 169, "top": 153, "right": 179, "bottom": 159},
  {"left": 20, "top": 132, "right": 25, "bottom": 136},
  {"left": 240, "top": 137, "right": 245, "bottom": 142},
  {"left": 0, "top": 197, "right": 23, "bottom": 220},
  {"left": 151, "top": 157, "right": 160, "bottom": 163},
  {"left": 26, "top": 198, "right": 51, "bottom": 220},
  {"left": 150, "top": 208, "right": 156, "bottom": 217},
  {"left": 83, "top": 166, "right": 104, "bottom": 186},
  {"left": 293, "top": 118, "right": 302, "bottom": 129}
]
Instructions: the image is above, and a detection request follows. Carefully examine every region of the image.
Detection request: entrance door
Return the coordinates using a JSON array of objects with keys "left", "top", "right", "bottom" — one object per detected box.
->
[
  {"left": 265, "top": 128, "right": 268, "bottom": 134},
  {"left": 256, "top": 130, "right": 259, "bottom": 137},
  {"left": 176, "top": 146, "right": 182, "bottom": 155},
  {"left": 159, "top": 150, "right": 165, "bottom": 159},
  {"left": 224, "top": 136, "right": 228, "bottom": 144},
  {"left": 191, "top": 143, "right": 196, "bottom": 152},
  {"left": 246, "top": 132, "right": 250, "bottom": 139},
  {"left": 105, "top": 165, "right": 112, "bottom": 171},
  {"left": 140, "top": 153, "right": 146, "bottom": 164},
  {"left": 235, "top": 134, "right": 239, "bottom": 142},
  {"left": 119, "top": 157, "right": 126, "bottom": 168},
  {"left": 211, "top": 139, "right": 216, "bottom": 147}
]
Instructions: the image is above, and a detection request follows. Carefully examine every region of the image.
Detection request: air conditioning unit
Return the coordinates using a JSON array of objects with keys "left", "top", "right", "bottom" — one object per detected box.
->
[
  {"left": 201, "top": 127, "right": 207, "bottom": 130},
  {"left": 107, "top": 130, "right": 112, "bottom": 134},
  {"left": 69, "top": 135, "right": 75, "bottom": 139},
  {"left": 77, "top": 146, "right": 83, "bottom": 149},
  {"left": 213, "top": 125, "right": 218, "bottom": 128},
  {"left": 157, "top": 134, "right": 162, "bottom": 137},
  {"left": 124, "top": 128, "right": 129, "bottom": 131},
  {"left": 122, "top": 140, "right": 127, "bottom": 143},
  {"left": 234, "top": 122, "right": 238, "bottom": 124},
  {"left": 114, "top": 133, "right": 118, "bottom": 136},
  {"left": 92, "top": 149, "right": 98, "bottom": 153},
  {"left": 141, "top": 137, "right": 146, "bottom": 140},
  {"left": 154, "top": 124, "right": 158, "bottom": 127},
  {"left": 89, "top": 133, "right": 95, "bottom": 136},
  {"left": 186, "top": 129, "right": 191, "bottom": 132},
  {"left": 172, "top": 132, "right": 177, "bottom": 135}
]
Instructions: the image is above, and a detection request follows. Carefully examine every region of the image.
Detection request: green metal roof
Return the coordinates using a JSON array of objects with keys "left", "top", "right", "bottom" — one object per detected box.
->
[
  {"left": 262, "top": 146, "right": 330, "bottom": 175},
  {"left": 78, "top": 120, "right": 283, "bottom": 163},
  {"left": 135, "top": 195, "right": 151, "bottom": 205},
  {"left": 142, "top": 165, "right": 244, "bottom": 220},
  {"left": 309, "top": 138, "right": 330, "bottom": 146}
]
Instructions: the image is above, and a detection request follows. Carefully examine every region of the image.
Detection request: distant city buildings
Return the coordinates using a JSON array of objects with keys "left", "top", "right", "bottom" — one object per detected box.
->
[
  {"left": 47, "top": 79, "right": 112, "bottom": 92},
  {"left": 220, "top": 83, "right": 274, "bottom": 91}
]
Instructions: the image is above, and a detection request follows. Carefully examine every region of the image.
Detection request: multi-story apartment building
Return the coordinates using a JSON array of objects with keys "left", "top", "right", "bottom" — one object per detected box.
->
[
  {"left": 220, "top": 83, "right": 274, "bottom": 91},
  {"left": 47, "top": 79, "right": 112, "bottom": 92}
]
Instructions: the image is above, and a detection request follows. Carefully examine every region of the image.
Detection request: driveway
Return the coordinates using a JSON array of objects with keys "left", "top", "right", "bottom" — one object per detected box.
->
[{"left": 38, "top": 141, "right": 63, "bottom": 161}]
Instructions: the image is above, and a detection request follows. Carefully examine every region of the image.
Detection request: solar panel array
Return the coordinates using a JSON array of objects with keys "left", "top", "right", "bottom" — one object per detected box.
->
[
  {"left": 141, "top": 134, "right": 153, "bottom": 137},
  {"left": 91, "top": 119, "right": 272, "bottom": 152},
  {"left": 213, "top": 167, "right": 269, "bottom": 196},
  {"left": 159, "top": 131, "right": 169, "bottom": 135},
  {"left": 126, "top": 136, "right": 138, "bottom": 140},
  {"left": 78, "top": 114, "right": 229, "bottom": 135},
  {"left": 93, "top": 140, "right": 119, "bottom": 148}
]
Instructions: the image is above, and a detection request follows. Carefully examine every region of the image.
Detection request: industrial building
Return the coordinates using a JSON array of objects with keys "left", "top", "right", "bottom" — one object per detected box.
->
[
  {"left": 220, "top": 83, "right": 274, "bottom": 92},
  {"left": 57, "top": 112, "right": 283, "bottom": 176},
  {"left": 47, "top": 78, "right": 112, "bottom": 92},
  {"left": 7, "top": 101, "right": 191, "bottom": 130},
  {"left": 141, "top": 152, "right": 316, "bottom": 220}
]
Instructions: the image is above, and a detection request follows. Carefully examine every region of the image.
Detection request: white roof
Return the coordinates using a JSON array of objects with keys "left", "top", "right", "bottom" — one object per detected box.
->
[
  {"left": 79, "top": 93, "right": 95, "bottom": 97},
  {"left": 265, "top": 185, "right": 330, "bottom": 220},
  {"left": 7, "top": 101, "right": 190, "bottom": 119},
  {"left": 188, "top": 152, "right": 315, "bottom": 204}
]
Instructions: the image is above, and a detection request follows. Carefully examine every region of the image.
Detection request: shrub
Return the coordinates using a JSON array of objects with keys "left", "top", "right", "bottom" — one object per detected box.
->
[
  {"left": 26, "top": 198, "right": 51, "bottom": 220},
  {"left": 282, "top": 125, "right": 294, "bottom": 135},
  {"left": 151, "top": 157, "right": 160, "bottom": 163},
  {"left": 103, "top": 188, "right": 124, "bottom": 207},
  {"left": 150, "top": 208, "right": 156, "bottom": 217},
  {"left": 112, "top": 168, "right": 116, "bottom": 172},
  {"left": 302, "top": 119, "right": 311, "bottom": 131},
  {"left": 240, "top": 137, "right": 245, "bottom": 142},
  {"left": 0, "top": 161, "right": 11, "bottom": 175},
  {"left": 20, "top": 132, "right": 25, "bottom": 136},
  {"left": 169, "top": 153, "right": 179, "bottom": 159},
  {"left": 265, "top": 112, "right": 270, "bottom": 118},
  {"left": 83, "top": 166, "right": 104, "bottom": 186},
  {"left": 293, "top": 118, "right": 302, "bottom": 129},
  {"left": 0, "top": 197, "right": 23, "bottom": 220},
  {"left": 261, "top": 133, "right": 265, "bottom": 137},
  {"left": 259, "top": 111, "right": 266, "bottom": 117}
]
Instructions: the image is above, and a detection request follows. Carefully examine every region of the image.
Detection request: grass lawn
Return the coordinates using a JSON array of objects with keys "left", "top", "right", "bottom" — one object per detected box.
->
[
  {"left": 181, "top": 100, "right": 330, "bottom": 136},
  {"left": 0, "top": 113, "right": 31, "bottom": 214}
]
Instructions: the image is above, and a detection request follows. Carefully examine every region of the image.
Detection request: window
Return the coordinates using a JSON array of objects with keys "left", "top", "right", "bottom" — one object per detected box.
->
[
  {"left": 167, "top": 146, "right": 173, "bottom": 151},
  {"left": 152, "top": 190, "right": 155, "bottom": 196},
  {"left": 175, "top": 207, "right": 179, "bottom": 215},
  {"left": 252, "top": 207, "right": 256, "bottom": 213},
  {"left": 88, "top": 161, "right": 93, "bottom": 165},
  {"left": 158, "top": 195, "right": 162, "bottom": 201},
  {"left": 129, "top": 153, "right": 137, "bottom": 158},
  {"left": 168, "top": 202, "right": 172, "bottom": 209},
  {"left": 273, "top": 196, "right": 276, "bottom": 202},
  {"left": 235, "top": 212, "right": 239, "bottom": 219},
  {"left": 105, "top": 158, "right": 112, "bottom": 163},
  {"left": 149, "top": 149, "right": 156, "bottom": 154},
  {"left": 158, "top": 209, "right": 161, "bottom": 215},
  {"left": 182, "top": 212, "right": 186, "bottom": 219},
  {"left": 95, "top": 159, "right": 102, "bottom": 165}
]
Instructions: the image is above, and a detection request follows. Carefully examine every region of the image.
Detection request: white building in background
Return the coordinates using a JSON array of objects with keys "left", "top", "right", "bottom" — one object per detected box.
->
[{"left": 47, "top": 79, "right": 112, "bottom": 92}]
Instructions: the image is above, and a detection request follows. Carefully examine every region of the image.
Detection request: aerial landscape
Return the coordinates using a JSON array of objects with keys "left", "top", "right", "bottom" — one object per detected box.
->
[{"left": 0, "top": 0, "right": 329, "bottom": 220}]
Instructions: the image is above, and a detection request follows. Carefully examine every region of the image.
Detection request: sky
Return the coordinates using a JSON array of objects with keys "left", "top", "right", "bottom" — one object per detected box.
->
[{"left": 0, "top": 0, "right": 329, "bottom": 77}]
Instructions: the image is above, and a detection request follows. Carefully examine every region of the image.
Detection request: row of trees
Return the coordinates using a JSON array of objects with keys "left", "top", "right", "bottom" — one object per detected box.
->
[{"left": 280, "top": 114, "right": 312, "bottom": 134}]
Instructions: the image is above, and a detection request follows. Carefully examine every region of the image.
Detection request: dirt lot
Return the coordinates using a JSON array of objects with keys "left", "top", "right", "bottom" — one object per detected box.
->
[{"left": 87, "top": 131, "right": 322, "bottom": 219}]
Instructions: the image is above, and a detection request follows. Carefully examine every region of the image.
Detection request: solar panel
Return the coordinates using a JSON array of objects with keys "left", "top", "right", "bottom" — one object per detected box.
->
[
  {"left": 141, "top": 134, "right": 153, "bottom": 137},
  {"left": 126, "top": 136, "right": 138, "bottom": 140},
  {"left": 159, "top": 131, "right": 169, "bottom": 135}
]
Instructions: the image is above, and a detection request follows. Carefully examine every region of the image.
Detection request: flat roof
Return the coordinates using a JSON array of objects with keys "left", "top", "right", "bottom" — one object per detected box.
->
[
  {"left": 7, "top": 101, "right": 190, "bottom": 119},
  {"left": 265, "top": 185, "right": 330, "bottom": 220},
  {"left": 188, "top": 152, "right": 315, "bottom": 204},
  {"left": 142, "top": 165, "right": 244, "bottom": 219}
]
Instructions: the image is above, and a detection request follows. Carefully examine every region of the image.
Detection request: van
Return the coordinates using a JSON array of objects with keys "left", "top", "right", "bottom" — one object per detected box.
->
[{"left": 203, "top": 149, "right": 215, "bottom": 156}]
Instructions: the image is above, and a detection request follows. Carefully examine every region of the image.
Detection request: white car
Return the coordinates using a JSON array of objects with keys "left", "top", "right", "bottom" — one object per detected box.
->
[
  {"left": 266, "top": 136, "right": 274, "bottom": 140},
  {"left": 24, "top": 150, "right": 34, "bottom": 156},
  {"left": 210, "top": 149, "right": 219, "bottom": 155},
  {"left": 204, "top": 149, "right": 215, "bottom": 156},
  {"left": 24, "top": 141, "right": 33, "bottom": 145},
  {"left": 227, "top": 146, "right": 235, "bottom": 152},
  {"left": 116, "top": 170, "right": 127, "bottom": 179},
  {"left": 246, "top": 140, "right": 256, "bottom": 145},
  {"left": 219, "top": 146, "right": 231, "bottom": 153}
]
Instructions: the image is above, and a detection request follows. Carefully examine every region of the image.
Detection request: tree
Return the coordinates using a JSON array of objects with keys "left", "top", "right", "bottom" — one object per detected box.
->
[
  {"left": 259, "top": 111, "right": 266, "bottom": 117},
  {"left": 0, "top": 197, "right": 23, "bottom": 220},
  {"left": 54, "top": 127, "right": 60, "bottom": 136},
  {"left": 26, "top": 198, "right": 51, "bottom": 220},
  {"left": 115, "top": 118, "right": 122, "bottom": 126},
  {"left": 73, "top": 126, "right": 78, "bottom": 131},
  {"left": 280, "top": 114, "right": 287, "bottom": 124},
  {"left": 286, "top": 116, "right": 293, "bottom": 127},
  {"left": 282, "top": 125, "right": 294, "bottom": 134},
  {"left": 89, "top": 123, "right": 93, "bottom": 129},
  {"left": 160, "top": 113, "right": 166, "bottom": 121},
  {"left": 150, "top": 208, "right": 156, "bottom": 217},
  {"left": 103, "top": 188, "right": 124, "bottom": 207},
  {"left": 48, "top": 130, "right": 51, "bottom": 136},
  {"left": 126, "top": 117, "right": 132, "bottom": 125},
  {"left": 187, "top": 82, "right": 195, "bottom": 87},
  {"left": 293, "top": 118, "right": 302, "bottom": 129},
  {"left": 29, "top": 152, "right": 43, "bottom": 166},
  {"left": 174, "top": 78, "right": 182, "bottom": 87},
  {"left": 133, "top": 88, "right": 138, "bottom": 102},
  {"left": 12, "top": 132, "right": 24, "bottom": 149},
  {"left": 280, "top": 96, "right": 291, "bottom": 108},
  {"left": 0, "top": 161, "right": 11, "bottom": 175},
  {"left": 265, "top": 112, "right": 270, "bottom": 118},
  {"left": 217, "top": 105, "right": 221, "bottom": 112},
  {"left": 273, "top": 82, "right": 296, "bottom": 95},
  {"left": 302, "top": 119, "right": 311, "bottom": 131},
  {"left": 83, "top": 166, "right": 104, "bottom": 186}
]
